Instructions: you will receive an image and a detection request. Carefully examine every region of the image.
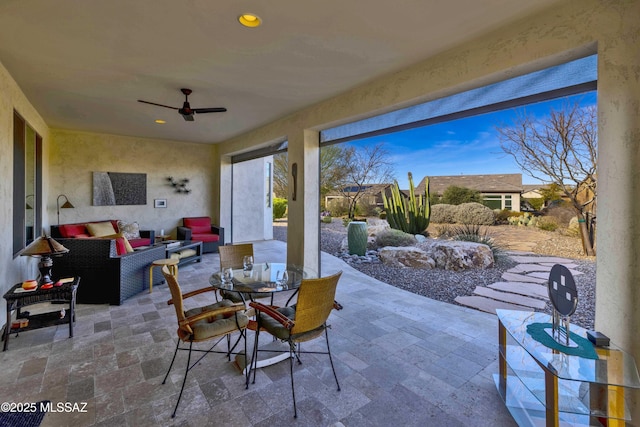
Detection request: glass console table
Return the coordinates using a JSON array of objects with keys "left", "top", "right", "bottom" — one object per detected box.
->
[{"left": 495, "top": 310, "right": 640, "bottom": 426}]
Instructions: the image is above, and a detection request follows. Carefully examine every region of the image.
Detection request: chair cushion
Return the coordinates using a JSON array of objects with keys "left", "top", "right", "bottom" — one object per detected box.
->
[
  {"left": 184, "top": 217, "right": 212, "bottom": 234},
  {"left": 184, "top": 300, "right": 249, "bottom": 341},
  {"left": 259, "top": 306, "right": 296, "bottom": 341},
  {"left": 86, "top": 221, "right": 117, "bottom": 237},
  {"left": 191, "top": 233, "right": 219, "bottom": 242},
  {"left": 117, "top": 220, "right": 141, "bottom": 240},
  {"left": 169, "top": 248, "right": 197, "bottom": 260}
]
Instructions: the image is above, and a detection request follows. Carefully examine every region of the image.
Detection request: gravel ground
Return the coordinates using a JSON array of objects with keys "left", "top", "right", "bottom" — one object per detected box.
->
[{"left": 273, "top": 219, "right": 596, "bottom": 329}]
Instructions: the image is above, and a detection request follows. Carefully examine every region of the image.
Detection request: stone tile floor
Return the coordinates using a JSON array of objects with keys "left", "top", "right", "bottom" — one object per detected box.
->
[{"left": 0, "top": 240, "right": 516, "bottom": 426}]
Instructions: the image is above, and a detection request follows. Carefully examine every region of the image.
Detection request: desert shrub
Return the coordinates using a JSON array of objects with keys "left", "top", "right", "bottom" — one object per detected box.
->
[
  {"left": 342, "top": 217, "right": 352, "bottom": 227},
  {"left": 273, "top": 198, "right": 287, "bottom": 219},
  {"left": 536, "top": 216, "right": 559, "bottom": 231},
  {"left": 454, "top": 202, "right": 495, "bottom": 225},
  {"left": 356, "top": 200, "right": 379, "bottom": 217},
  {"left": 375, "top": 229, "right": 417, "bottom": 247},
  {"left": 495, "top": 209, "right": 521, "bottom": 224},
  {"left": 441, "top": 186, "right": 482, "bottom": 205},
  {"left": 432, "top": 224, "right": 454, "bottom": 238},
  {"left": 327, "top": 199, "right": 349, "bottom": 217},
  {"left": 430, "top": 204, "right": 457, "bottom": 224},
  {"left": 508, "top": 212, "right": 539, "bottom": 227},
  {"left": 451, "top": 224, "right": 503, "bottom": 258},
  {"left": 543, "top": 205, "right": 576, "bottom": 227},
  {"left": 524, "top": 197, "right": 544, "bottom": 210}
]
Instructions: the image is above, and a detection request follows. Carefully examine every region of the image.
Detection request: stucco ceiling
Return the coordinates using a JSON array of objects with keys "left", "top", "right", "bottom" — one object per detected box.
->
[{"left": 0, "top": 0, "right": 560, "bottom": 144}]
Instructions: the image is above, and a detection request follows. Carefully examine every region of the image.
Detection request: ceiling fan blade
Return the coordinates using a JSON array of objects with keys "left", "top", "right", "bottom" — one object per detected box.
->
[
  {"left": 138, "top": 100, "right": 179, "bottom": 110},
  {"left": 193, "top": 107, "right": 227, "bottom": 114},
  {"left": 181, "top": 113, "right": 195, "bottom": 122}
]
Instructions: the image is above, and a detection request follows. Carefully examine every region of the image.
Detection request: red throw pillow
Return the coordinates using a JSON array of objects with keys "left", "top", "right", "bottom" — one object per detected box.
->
[
  {"left": 113, "top": 237, "right": 127, "bottom": 256},
  {"left": 59, "top": 224, "right": 88, "bottom": 238}
]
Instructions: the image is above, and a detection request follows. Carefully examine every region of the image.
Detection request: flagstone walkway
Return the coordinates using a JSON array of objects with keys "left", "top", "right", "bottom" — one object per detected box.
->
[{"left": 455, "top": 254, "right": 582, "bottom": 314}]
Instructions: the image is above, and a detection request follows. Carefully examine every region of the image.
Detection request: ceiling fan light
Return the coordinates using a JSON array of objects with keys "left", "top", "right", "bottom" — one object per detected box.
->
[{"left": 238, "top": 14, "right": 261, "bottom": 28}]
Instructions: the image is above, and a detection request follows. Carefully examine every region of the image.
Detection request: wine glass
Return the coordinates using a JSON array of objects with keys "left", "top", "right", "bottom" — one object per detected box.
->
[
  {"left": 222, "top": 267, "right": 233, "bottom": 286},
  {"left": 276, "top": 270, "right": 289, "bottom": 290},
  {"left": 242, "top": 255, "right": 254, "bottom": 277}
]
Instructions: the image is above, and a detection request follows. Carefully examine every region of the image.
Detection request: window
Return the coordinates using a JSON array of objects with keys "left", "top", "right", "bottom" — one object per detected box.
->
[
  {"left": 483, "top": 195, "right": 502, "bottom": 210},
  {"left": 13, "top": 111, "right": 42, "bottom": 256}
]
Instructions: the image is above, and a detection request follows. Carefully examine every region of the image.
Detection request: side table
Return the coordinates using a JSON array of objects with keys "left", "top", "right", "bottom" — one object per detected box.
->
[
  {"left": 3, "top": 277, "right": 80, "bottom": 351},
  {"left": 496, "top": 309, "right": 640, "bottom": 426},
  {"left": 149, "top": 259, "right": 179, "bottom": 293}
]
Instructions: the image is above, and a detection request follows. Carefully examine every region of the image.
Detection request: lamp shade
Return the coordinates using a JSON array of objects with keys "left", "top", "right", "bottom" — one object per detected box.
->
[{"left": 20, "top": 235, "right": 69, "bottom": 257}]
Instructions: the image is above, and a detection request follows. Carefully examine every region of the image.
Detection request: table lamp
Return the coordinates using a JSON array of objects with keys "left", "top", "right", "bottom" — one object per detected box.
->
[{"left": 19, "top": 235, "right": 69, "bottom": 285}]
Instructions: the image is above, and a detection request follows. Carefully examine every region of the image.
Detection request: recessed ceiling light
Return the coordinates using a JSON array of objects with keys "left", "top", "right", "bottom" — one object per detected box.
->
[
  {"left": 155, "top": 119, "right": 166, "bottom": 124},
  {"left": 238, "top": 14, "right": 261, "bottom": 28}
]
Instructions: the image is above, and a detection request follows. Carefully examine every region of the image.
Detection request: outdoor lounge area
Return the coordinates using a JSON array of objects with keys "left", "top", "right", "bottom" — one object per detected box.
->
[
  {"left": 0, "top": 241, "right": 514, "bottom": 426},
  {"left": 2, "top": 1, "right": 640, "bottom": 425}
]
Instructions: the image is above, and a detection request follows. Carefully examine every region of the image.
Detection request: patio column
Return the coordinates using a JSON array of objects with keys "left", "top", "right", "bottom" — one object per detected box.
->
[
  {"left": 218, "top": 154, "right": 233, "bottom": 242},
  {"left": 595, "top": 22, "right": 640, "bottom": 420},
  {"left": 286, "top": 129, "right": 320, "bottom": 272}
]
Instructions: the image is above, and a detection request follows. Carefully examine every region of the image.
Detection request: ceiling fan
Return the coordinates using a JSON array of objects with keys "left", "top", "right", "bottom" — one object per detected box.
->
[{"left": 138, "top": 88, "right": 227, "bottom": 121}]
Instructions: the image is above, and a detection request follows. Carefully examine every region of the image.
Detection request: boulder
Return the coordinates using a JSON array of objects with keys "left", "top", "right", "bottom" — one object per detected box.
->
[
  {"left": 420, "top": 239, "right": 494, "bottom": 271},
  {"left": 378, "top": 246, "right": 436, "bottom": 269},
  {"left": 414, "top": 234, "right": 427, "bottom": 243}
]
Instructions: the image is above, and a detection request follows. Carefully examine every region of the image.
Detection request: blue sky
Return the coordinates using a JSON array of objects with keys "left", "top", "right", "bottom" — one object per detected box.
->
[{"left": 346, "top": 92, "right": 597, "bottom": 189}]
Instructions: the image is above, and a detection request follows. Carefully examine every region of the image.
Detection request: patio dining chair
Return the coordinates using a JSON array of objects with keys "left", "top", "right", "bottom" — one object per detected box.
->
[
  {"left": 249, "top": 271, "right": 343, "bottom": 418},
  {"left": 161, "top": 266, "right": 249, "bottom": 418},
  {"left": 218, "top": 243, "right": 272, "bottom": 305}
]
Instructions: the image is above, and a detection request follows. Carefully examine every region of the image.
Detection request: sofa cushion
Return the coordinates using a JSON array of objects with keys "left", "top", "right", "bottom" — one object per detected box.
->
[
  {"left": 103, "top": 233, "right": 134, "bottom": 255},
  {"left": 184, "top": 217, "right": 211, "bottom": 234},
  {"left": 129, "top": 238, "right": 152, "bottom": 248},
  {"left": 59, "top": 224, "right": 88, "bottom": 238},
  {"left": 117, "top": 220, "right": 141, "bottom": 240},
  {"left": 169, "top": 248, "right": 197, "bottom": 260},
  {"left": 192, "top": 233, "right": 220, "bottom": 243},
  {"left": 86, "top": 221, "right": 117, "bottom": 237}
]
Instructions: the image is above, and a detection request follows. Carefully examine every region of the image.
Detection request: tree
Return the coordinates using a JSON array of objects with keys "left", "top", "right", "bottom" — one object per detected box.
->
[
  {"left": 272, "top": 145, "right": 351, "bottom": 203},
  {"left": 272, "top": 152, "right": 288, "bottom": 199},
  {"left": 497, "top": 101, "right": 597, "bottom": 255},
  {"left": 440, "top": 185, "right": 482, "bottom": 205},
  {"left": 340, "top": 142, "right": 395, "bottom": 219},
  {"left": 538, "top": 182, "right": 563, "bottom": 206},
  {"left": 320, "top": 145, "right": 350, "bottom": 204}
]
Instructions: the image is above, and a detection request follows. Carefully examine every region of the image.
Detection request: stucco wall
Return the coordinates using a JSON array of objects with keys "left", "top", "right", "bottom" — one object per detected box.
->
[
  {"left": 231, "top": 157, "right": 273, "bottom": 243},
  {"left": 49, "top": 129, "right": 217, "bottom": 238},
  {"left": 0, "top": 60, "right": 50, "bottom": 309}
]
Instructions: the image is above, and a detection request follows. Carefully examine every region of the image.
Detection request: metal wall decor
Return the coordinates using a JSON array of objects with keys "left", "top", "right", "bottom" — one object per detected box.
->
[
  {"left": 548, "top": 264, "right": 578, "bottom": 347},
  {"left": 167, "top": 177, "right": 191, "bottom": 194}
]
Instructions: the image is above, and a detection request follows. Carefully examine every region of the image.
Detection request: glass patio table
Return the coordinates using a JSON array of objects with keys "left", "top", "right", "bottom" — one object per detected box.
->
[
  {"left": 208, "top": 262, "right": 315, "bottom": 303},
  {"left": 209, "top": 262, "right": 317, "bottom": 375}
]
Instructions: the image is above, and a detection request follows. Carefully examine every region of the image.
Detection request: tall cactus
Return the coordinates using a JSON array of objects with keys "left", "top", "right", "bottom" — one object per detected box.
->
[{"left": 382, "top": 172, "right": 430, "bottom": 234}]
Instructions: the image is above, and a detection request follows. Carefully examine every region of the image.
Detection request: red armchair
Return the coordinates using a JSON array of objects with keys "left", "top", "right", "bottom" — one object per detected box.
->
[{"left": 177, "top": 216, "right": 224, "bottom": 253}]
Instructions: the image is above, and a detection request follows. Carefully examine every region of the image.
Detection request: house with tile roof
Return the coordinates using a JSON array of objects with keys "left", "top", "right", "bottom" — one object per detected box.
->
[
  {"left": 326, "top": 173, "right": 524, "bottom": 214},
  {"left": 415, "top": 173, "right": 523, "bottom": 211}
]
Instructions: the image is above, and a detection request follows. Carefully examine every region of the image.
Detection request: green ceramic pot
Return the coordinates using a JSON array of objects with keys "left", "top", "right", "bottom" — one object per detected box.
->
[{"left": 347, "top": 221, "right": 367, "bottom": 256}]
